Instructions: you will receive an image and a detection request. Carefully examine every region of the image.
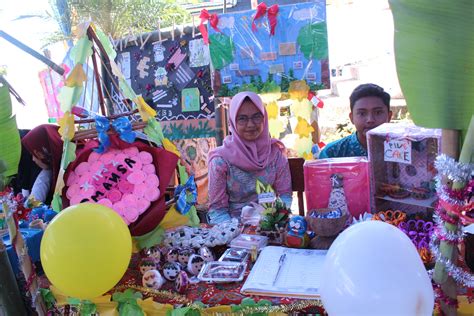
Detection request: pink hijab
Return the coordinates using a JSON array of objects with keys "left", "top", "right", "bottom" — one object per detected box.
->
[{"left": 209, "top": 91, "right": 284, "bottom": 171}]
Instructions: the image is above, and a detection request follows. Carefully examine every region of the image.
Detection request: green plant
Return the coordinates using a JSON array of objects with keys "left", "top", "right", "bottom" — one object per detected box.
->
[{"left": 260, "top": 198, "right": 290, "bottom": 231}]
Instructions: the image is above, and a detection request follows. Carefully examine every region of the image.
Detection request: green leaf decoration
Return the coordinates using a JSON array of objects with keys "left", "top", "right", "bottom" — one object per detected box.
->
[
  {"left": 51, "top": 193, "right": 62, "bottom": 212},
  {"left": 209, "top": 33, "right": 234, "bottom": 70},
  {"left": 133, "top": 225, "right": 165, "bottom": 250},
  {"left": 0, "top": 82, "right": 12, "bottom": 119},
  {"left": 389, "top": 0, "right": 474, "bottom": 132},
  {"left": 62, "top": 141, "right": 77, "bottom": 167},
  {"left": 70, "top": 37, "right": 93, "bottom": 64},
  {"left": 95, "top": 27, "right": 117, "bottom": 60},
  {"left": 58, "top": 86, "right": 83, "bottom": 112},
  {"left": 144, "top": 120, "right": 164, "bottom": 146},
  {"left": 297, "top": 22, "right": 328, "bottom": 60},
  {"left": 0, "top": 116, "right": 20, "bottom": 177},
  {"left": 39, "top": 288, "right": 56, "bottom": 310},
  {"left": 112, "top": 289, "right": 144, "bottom": 316},
  {"left": 119, "top": 78, "right": 137, "bottom": 100}
]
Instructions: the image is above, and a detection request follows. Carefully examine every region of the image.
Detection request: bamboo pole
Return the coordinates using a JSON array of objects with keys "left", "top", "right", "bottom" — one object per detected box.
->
[
  {"left": 433, "top": 116, "right": 474, "bottom": 316},
  {"left": 0, "top": 238, "right": 28, "bottom": 315}
]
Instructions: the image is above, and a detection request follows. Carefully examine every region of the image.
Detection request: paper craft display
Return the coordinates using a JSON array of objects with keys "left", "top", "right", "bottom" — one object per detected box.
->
[
  {"left": 208, "top": 2, "right": 329, "bottom": 96},
  {"left": 304, "top": 157, "right": 371, "bottom": 218},
  {"left": 367, "top": 123, "right": 441, "bottom": 213},
  {"left": 114, "top": 33, "right": 214, "bottom": 122},
  {"left": 66, "top": 146, "right": 160, "bottom": 225},
  {"left": 62, "top": 134, "right": 179, "bottom": 236}
]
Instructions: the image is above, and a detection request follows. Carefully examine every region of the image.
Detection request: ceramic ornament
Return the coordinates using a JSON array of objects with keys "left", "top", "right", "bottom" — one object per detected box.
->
[
  {"left": 139, "top": 258, "right": 157, "bottom": 275},
  {"left": 166, "top": 248, "right": 179, "bottom": 263},
  {"left": 328, "top": 173, "right": 349, "bottom": 214},
  {"left": 162, "top": 262, "right": 182, "bottom": 281},
  {"left": 178, "top": 248, "right": 194, "bottom": 266},
  {"left": 142, "top": 269, "right": 165, "bottom": 290},
  {"left": 175, "top": 270, "right": 189, "bottom": 294},
  {"left": 198, "top": 247, "right": 214, "bottom": 262},
  {"left": 187, "top": 254, "right": 205, "bottom": 275}
]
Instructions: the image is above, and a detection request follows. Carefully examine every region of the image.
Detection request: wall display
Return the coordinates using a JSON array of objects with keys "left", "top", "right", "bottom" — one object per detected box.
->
[
  {"left": 113, "top": 34, "right": 214, "bottom": 122},
  {"left": 208, "top": 1, "right": 329, "bottom": 96}
]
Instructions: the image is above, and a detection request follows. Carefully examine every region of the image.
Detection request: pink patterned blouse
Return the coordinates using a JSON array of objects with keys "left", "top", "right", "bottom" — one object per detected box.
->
[{"left": 207, "top": 150, "right": 292, "bottom": 224}]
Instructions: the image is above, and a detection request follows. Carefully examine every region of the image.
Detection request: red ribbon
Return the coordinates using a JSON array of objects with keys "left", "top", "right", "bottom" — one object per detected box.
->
[
  {"left": 252, "top": 3, "right": 279, "bottom": 36},
  {"left": 200, "top": 9, "right": 220, "bottom": 45}
]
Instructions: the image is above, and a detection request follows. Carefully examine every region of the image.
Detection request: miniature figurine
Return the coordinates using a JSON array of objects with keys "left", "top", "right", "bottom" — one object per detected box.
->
[
  {"left": 146, "top": 246, "right": 162, "bottom": 263},
  {"left": 166, "top": 248, "right": 179, "bottom": 262},
  {"left": 139, "top": 258, "right": 156, "bottom": 275},
  {"left": 198, "top": 247, "right": 214, "bottom": 262},
  {"left": 142, "top": 269, "right": 165, "bottom": 290},
  {"left": 175, "top": 270, "right": 189, "bottom": 294},
  {"left": 178, "top": 248, "right": 194, "bottom": 266},
  {"left": 284, "top": 215, "right": 311, "bottom": 248},
  {"left": 162, "top": 262, "right": 182, "bottom": 281},
  {"left": 187, "top": 254, "right": 205, "bottom": 275}
]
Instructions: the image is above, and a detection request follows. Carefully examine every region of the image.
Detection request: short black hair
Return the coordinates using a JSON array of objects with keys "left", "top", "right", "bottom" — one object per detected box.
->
[{"left": 349, "top": 83, "right": 390, "bottom": 111}]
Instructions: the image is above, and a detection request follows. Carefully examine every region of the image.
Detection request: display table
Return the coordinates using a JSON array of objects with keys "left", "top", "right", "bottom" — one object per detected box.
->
[{"left": 3, "top": 228, "right": 43, "bottom": 275}]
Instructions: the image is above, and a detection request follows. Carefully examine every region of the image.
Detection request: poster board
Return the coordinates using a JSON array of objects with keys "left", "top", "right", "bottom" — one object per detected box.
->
[{"left": 208, "top": 1, "right": 329, "bottom": 96}]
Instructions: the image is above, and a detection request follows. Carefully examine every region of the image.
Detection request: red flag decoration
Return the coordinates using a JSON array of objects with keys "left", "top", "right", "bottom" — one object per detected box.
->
[
  {"left": 199, "top": 9, "right": 220, "bottom": 45},
  {"left": 308, "top": 91, "right": 324, "bottom": 108},
  {"left": 252, "top": 3, "right": 279, "bottom": 36}
]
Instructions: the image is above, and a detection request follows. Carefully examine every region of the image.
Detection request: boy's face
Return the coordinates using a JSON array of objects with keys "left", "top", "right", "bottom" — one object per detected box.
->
[{"left": 349, "top": 96, "right": 392, "bottom": 140}]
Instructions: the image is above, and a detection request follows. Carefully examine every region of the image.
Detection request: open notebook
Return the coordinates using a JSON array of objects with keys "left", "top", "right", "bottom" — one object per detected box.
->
[{"left": 241, "top": 246, "right": 327, "bottom": 299}]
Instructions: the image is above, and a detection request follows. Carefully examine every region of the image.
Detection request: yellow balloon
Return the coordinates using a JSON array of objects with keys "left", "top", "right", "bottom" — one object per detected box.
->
[{"left": 40, "top": 203, "right": 132, "bottom": 299}]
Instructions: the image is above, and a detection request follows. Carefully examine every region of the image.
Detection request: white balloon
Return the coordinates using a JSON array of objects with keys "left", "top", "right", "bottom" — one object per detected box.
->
[{"left": 320, "top": 221, "right": 434, "bottom": 316}]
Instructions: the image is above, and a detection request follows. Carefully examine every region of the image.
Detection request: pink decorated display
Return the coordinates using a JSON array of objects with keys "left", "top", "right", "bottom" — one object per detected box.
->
[
  {"left": 66, "top": 146, "right": 160, "bottom": 225},
  {"left": 304, "top": 157, "right": 371, "bottom": 218}
]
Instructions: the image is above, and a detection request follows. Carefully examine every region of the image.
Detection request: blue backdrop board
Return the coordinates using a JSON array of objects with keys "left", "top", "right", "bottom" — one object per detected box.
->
[{"left": 208, "top": 1, "right": 329, "bottom": 96}]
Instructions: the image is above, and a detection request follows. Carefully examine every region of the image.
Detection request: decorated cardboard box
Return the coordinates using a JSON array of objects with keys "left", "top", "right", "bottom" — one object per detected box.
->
[
  {"left": 304, "top": 157, "right": 371, "bottom": 218},
  {"left": 367, "top": 123, "right": 441, "bottom": 213}
]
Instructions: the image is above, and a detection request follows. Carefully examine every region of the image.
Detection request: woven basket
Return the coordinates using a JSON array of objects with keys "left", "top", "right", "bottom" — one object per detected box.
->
[{"left": 306, "top": 208, "right": 349, "bottom": 237}]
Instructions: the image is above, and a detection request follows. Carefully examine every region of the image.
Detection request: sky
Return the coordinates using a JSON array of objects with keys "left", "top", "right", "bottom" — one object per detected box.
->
[{"left": 1, "top": 0, "right": 66, "bottom": 129}]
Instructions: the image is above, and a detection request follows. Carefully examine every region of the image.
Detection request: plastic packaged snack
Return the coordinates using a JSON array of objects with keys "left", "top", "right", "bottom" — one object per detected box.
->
[
  {"left": 198, "top": 261, "right": 247, "bottom": 283},
  {"left": 229, "top": 234, "right": 268, "bottom": 251},
  {"left": 219, "top": 248, "right": 250, "bottom": 263}
]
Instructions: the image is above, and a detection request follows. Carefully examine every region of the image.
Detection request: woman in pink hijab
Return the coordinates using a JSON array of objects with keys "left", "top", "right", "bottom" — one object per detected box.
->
[{"left": 207, "top": 91, "right": 292, "bottom": 224}]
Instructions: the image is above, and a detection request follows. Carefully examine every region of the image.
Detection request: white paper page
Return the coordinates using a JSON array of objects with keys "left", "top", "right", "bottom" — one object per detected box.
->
[{"left": 242, "top": 246, "right": 327, "bottom": 296}]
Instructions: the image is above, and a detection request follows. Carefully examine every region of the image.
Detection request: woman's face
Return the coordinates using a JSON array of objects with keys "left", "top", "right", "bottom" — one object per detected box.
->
[
  {"left": 32, "top": 150, "right": 50, "bottom": 170},
  {"left": 235, "top": 99, "right": 264, "bottom": 141}
]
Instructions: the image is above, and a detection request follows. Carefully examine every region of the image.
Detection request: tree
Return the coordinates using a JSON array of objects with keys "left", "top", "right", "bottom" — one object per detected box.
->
[{"left": 40, "top": 0, "right": 190, "bottom": 47}]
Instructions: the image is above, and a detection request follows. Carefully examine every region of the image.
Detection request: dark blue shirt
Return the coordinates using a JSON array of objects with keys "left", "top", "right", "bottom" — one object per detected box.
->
[{"left": 318, "top": 133, "right": 367, "bottom": 158}]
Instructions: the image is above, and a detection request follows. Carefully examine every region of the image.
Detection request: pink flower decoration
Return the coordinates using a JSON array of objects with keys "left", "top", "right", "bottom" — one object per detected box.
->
[
  {"left": 143, "top": 164, "right": 156, "bottom": 174},
  {"left": 89, "top": 161, "right": 105, "bottom": 173},
  {"left": 88, "top": 151, "right": 101, "bottom": 163},
  {"left": 99, "top": 152, "right": 116, "bottom": 163},
  {"left": 145, "top": 174, "right": 160, "bottom": 187},
  {"left": 129, "top": 157, "right": 143, "bottom": 171},
  {"left": 139, "top": 151, "right": 153, "bottom": 164},
  {"left": 107, "top": 189, "right": 122, "bottom": 203},
  {"left": 127, "top": 171, "right": 146, "bottom": 184},
  {"left": 118, "top": 181, "right": 134, "bottom": 194},
  {"left": 66, "top": 171, "right": 78, "bottom": 186},
  {"left": 66, "top": 184, "right": 80, "bottom": 200},
  {"left": 123, "top": 146, "right": 139, "bottom": 156},
  {"left": 136, "top": 197, "right": 151, "bottom": 214},
  {"left": 75, "top": 162, "right": 90, "bottom": 174},
  {"left": 97, "top": 198, "right": 113, "bottom": 208},
  {"left": 133, "top": 183, "right": 147, "bottom": 198},
  {"left": 144, "top": 187, "right": 160, "bottom": 202},
  {"left": 70, "top": 196, "right": 84, "bottom": 205}
]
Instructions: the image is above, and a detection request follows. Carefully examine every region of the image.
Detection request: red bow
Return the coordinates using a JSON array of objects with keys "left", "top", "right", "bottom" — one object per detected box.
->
[
  {"left": 252, "top": 3, "right": 279, "bottom": 36},
  {"left": 200, "top": 9, "right": 220, "bottom": 45}
]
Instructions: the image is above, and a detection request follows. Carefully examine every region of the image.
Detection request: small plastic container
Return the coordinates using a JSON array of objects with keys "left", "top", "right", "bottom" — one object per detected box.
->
[
  {"left": 198, "top": 261, "right": 247, "bottom": 283},
  {"left": 229, "top": 234, "right": 268, "bottom": 251},
  {"left": 219, "top": 248, "right": 250, "bottom": 263}
]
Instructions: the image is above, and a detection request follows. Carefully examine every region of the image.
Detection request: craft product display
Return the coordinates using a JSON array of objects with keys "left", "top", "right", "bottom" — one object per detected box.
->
[
  {"left": 142, "top": 269, "right": 165, "bottom": 290},
  {"left": 229, "top": 234, "right": 268, "bottom": 251},
  {"left": 219, "top": 248, "right": 250, "bottom": 263},
  {"left": 198, "top": 261, "right": 247, "bottom": 283},
  {"left": 367, "top": 123, "right": 441, "bottom": 213},
  {"left": 284, "top": 215, "right": 312, "bottom": 248},
  {"left": 304, "top": 157, "right": 371, "bottom": 218},
  {"left": 163, "top": 218, "right": 240, "bottom": 248}
]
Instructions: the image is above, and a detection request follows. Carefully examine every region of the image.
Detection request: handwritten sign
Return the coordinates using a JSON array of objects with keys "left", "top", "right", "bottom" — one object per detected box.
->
[{"left": 384, "top": 139, "right": 412, "bottom": 164}]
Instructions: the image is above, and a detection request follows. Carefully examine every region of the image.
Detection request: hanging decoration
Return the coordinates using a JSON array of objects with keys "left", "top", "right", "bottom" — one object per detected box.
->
[{"left": 252, "top": 3, "right": 279, "bottom": 36}]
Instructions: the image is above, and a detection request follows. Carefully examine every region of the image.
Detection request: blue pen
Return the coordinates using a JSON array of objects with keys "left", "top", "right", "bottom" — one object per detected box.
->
[{"left": 272, "top": 253, "right": 287, "bottom": 286}]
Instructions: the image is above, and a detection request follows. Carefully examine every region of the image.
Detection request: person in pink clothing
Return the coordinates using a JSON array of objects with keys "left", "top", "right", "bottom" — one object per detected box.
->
[{"left": 207, "top": 91, "right": 292, "bottom": 224}]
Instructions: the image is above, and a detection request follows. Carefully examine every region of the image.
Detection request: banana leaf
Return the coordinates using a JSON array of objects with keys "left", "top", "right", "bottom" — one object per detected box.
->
[
  {"left": 0, "top": 84, "right": 20, "bottom": 177},
  {"left": 389, "top": 0, "right": 474, "bottom": 133}
]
